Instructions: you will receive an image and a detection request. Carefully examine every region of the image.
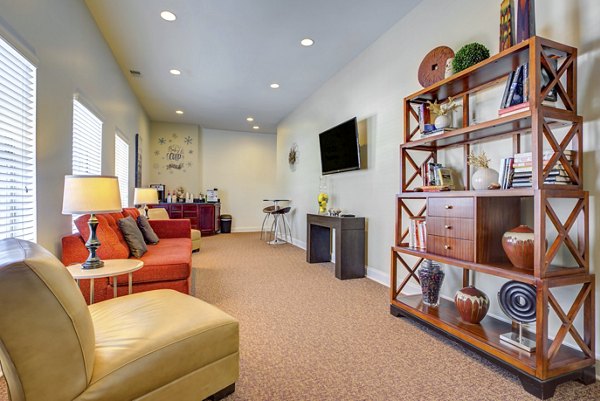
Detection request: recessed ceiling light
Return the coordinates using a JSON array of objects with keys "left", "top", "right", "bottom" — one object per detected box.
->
[
  {"left": 160, "top": 11, "right": 177, "bottom": 21},
  {"left": 253, "top": 126, "right": 260, "bottom": 130},
  {"left": 169, "top": 69, "right": 181, "bottom": 75},
  {"left": 300, "top": 38, "right": 314, "bottom": 47},
  {"left": 270, "top": 83, "right": 280, "bottom": 89},
  {"left": 175, "top": 110, "right": 184, "bottom": 115},
  {"left": 246, "top": 117, "right": 254, "bottom": 122}
]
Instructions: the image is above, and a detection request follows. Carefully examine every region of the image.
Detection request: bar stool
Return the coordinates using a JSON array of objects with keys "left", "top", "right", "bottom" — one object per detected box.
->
[
  {"left": 268, "top": 206, "right": 292, "bottom": 245},
  {"left": 260, "top": 205, "right": 278, "bottom": 240}
]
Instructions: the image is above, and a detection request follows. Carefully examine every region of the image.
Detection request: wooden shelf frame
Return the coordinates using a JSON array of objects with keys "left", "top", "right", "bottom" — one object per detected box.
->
[
  {"left": 392, "top": 36, "right": 594, "bottom": 398},
  {"left": 390, "top": 250, "right": 595, "bottom": 381}
]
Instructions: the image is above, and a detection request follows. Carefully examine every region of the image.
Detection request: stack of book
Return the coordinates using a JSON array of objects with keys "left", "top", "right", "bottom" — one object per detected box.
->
[
  {"left": 510, "top": 151, "right": 576, "bottom": 188},
  {"left": 408, "top": 217, "right": 426, "bottom": 250}
]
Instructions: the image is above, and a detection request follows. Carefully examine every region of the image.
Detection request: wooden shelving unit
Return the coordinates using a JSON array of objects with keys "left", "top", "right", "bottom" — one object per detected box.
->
[{"left": 391, "top": 36, "right": 595, "bottom": 399}]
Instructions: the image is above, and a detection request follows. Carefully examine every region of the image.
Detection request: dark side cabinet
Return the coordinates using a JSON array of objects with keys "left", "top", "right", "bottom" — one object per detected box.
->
[{"left": 151, "top": 203, "right": 220, "bottom": 235}]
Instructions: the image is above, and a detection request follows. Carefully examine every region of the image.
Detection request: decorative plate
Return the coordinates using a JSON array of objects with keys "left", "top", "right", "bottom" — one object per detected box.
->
[
  {"left": 418, "top": 46, "right": 455, "bottom": 87},
  {"left": 288, "top": 143, "right": 298, "bottom": 166}
]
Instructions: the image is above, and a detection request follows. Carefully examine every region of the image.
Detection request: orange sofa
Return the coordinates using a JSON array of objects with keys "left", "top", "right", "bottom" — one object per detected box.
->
[{"left": 62, "top": 208, "right": 192, "bottom": 303}]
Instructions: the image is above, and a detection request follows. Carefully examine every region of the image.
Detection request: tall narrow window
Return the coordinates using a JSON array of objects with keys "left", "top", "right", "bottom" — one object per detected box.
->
[
  {"left": 0, "top": 35, "right": 37, "bottom": 241},
  {"left": 72, "top": 99, "right": 102, "bottom": 229},
  {"left": 115, "top": 132, "right": 129, "bottom": 207}
]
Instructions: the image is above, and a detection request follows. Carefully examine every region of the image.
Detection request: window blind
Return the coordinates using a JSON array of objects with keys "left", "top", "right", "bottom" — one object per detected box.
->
[
  {"left": 72, "top": 99, "right": 102, "bottom": 175},
  {"left": 72, "top": 99, "right": 102, "bottom": 230},
  {"left": 115, "top": 133, "right": 129, "bottom": 207},
  {"left": 0, "top": 35, "right": 37, "bottom": 241}
]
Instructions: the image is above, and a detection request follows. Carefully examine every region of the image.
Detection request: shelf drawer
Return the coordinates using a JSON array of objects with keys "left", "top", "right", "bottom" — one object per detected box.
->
[
  {"left": 183, "top": 211, "right": 198, "bottom": 218},
  {"left": 183, "top": 204, "right": 198, "bottom": 212},
  {"left": 428, "top": 197, "right": 474, "bottom": 218},
  {"left": 427, "top": 217, "right": 474, "bottom": 241},
  {"left": 427, "top": 234, "right": 474, "bottom": 262},
  {"left": 170, "top": 204, "right": 183, "bottom": 212}
]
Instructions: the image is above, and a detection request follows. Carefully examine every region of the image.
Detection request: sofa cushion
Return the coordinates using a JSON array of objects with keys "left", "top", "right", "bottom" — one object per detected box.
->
[
  {"left": 84, "top": 290, "right": 239, "bottom": 401},
  {"left": 103, "top": 212, "right": 129, "bottom": 251},
  {"left": 74, "top": 214, "right": 129, "bottom": 260},
  {"left": 137, "top": 215, "right": 159, "bottom": 244},
  {"left": 113, "top": 238, "right": 192, "bottom": 285},
  {"left": 118, "top": 216, "right": 147, "bottom": 258},
  {"left": 122, "top": 207, "right": 141, "bottom": 220}
]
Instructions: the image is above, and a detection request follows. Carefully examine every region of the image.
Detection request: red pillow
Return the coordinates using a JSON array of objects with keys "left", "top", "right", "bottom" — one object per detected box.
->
[{"left": 74, "top": 214, "right": 129, "bottom": 260}]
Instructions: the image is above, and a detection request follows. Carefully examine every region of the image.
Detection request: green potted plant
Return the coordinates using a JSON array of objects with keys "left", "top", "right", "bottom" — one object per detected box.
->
[{"left": 452, "top": 43, "right": 490, "bottom": 73}]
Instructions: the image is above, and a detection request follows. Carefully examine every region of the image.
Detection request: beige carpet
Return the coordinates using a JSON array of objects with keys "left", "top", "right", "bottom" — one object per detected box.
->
[{"left": 1, "top": 232, "right": 598, "bottom": 400}]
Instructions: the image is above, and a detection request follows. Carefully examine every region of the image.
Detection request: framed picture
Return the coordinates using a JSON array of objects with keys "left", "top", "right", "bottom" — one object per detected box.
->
[
  {"left": 135, "top": 133, "right": 142, "bottom": 187},
  {"left": 436, "top": 167, "right": 455, "bottom": 189},
  {"left": 499, "top": 0, "right": 513, "bottom": 51}
]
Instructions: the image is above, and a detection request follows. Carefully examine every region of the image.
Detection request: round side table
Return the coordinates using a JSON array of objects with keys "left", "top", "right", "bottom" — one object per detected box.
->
[{"left": 66, "top": 259, "right": 144, "bottom": 304}]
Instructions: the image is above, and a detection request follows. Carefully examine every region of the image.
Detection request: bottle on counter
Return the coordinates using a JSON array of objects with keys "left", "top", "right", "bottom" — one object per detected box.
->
[{"left": 166, "top": 191, "right": 172, "bottom": 203}]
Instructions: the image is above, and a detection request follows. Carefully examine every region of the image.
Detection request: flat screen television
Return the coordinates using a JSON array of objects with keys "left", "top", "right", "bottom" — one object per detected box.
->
[{"left": 319, "top": 117, "right": 360, "bottom": 175}]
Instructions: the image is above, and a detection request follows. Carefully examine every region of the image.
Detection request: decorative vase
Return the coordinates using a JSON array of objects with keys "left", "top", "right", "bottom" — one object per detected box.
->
[
  {"left": 418, "top": 260, "right": 445, "bottom": 307},
  {"left": 502, "top": 225, "right": 535, "bottom": 270},
  {"left": 455, "top": 286, "right": 490, "bottom": 324},
  {"left": 471, "top": 167, "right": 499, "bottom": 190},
  {"left": 434, "top": 114, "right": 450, "bottom": 129},
  {"left": 318, "top": 192, "right": 329, "bottom": 214}
]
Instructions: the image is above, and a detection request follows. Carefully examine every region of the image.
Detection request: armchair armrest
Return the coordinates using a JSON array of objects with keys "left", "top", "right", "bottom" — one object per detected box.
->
[{"left": 149, "top": 219, "right": 191, "bottom": 239}]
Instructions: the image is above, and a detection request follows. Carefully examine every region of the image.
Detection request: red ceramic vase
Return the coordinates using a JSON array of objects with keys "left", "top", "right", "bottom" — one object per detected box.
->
[
  {"left": 455, "top": 286, "right": 489, "bottom": 324},
  {"left": 502, "top": 225, "right": 534, "bottom": 270}
]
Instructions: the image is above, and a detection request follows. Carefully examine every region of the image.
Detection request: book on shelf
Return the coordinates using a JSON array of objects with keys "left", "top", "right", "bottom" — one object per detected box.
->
[
  {"left": 500, "top": 70, "right": 515, "bottom": 109},
  {"left": 498, "top": 157, "right": 514, "bottom": 189},
  {"left": 408, "top": 217, "right": 426, "bottom": 250},
  {"left": 507, "top": 151, "right": 576, "bottom": 188},
  {"left": 498, "top": 101, "right": 530, "bottom": 117},
  {"left": 422, "top": 127, "right": 455, "bottom": 137},
  {"left": 415, "top": 185, "right": 451, "bottom": 192},
  {"left": 505, "top": 64, "right": 525, "bottom": 108},
  {"left": 418, "top": 103, "right": 431, "bottom": 134}
]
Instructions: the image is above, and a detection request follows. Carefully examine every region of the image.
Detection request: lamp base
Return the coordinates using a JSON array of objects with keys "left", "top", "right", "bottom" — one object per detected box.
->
[
  {"left": 82, "top": 258, "right": 104, "bottom": 270},
  {"left": 83, "top": 213, "right": 104, "bottom": 269}
]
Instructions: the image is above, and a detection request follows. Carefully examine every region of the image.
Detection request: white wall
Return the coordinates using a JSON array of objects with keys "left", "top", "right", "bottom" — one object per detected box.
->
[
  {"left": 277, "top": 0, "right": 600, "bottom": 357},
  {"left": 148, "top": 125, "right": 278, "bottom": 231},
  {"left": 0, "top": 0, "right": 150, "bottom": 255},
  {"left": 201, "top": 129, "right": 277, "bottom": 232}
]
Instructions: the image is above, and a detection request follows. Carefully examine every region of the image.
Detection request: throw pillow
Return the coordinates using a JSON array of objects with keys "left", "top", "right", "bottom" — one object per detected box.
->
[
  {"left": 118, "top": 215, "right": 148, "bottom": 258},
  {"left": 137, "top": 215, "right": 160, "bottom": 244}
]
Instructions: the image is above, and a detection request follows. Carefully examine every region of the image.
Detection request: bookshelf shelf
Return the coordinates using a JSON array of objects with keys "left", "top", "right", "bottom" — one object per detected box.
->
[{"left": 392, "top": 36, "right": 595, "bottom": 399}]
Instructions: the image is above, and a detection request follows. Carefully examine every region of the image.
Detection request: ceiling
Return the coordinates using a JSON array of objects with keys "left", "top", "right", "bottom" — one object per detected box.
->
[{"left": 85, "top": 0, "right": 421, "bottom": 134}]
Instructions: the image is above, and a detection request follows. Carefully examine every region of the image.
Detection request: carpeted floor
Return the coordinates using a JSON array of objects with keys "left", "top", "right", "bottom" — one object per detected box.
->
[{"left": 1, "top": 232, "right": 598, "bottom": 400}]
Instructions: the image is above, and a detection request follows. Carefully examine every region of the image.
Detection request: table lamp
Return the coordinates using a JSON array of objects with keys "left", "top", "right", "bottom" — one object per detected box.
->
[
  {"left": 134, "top": 188, "right": 159, "bottom": 217},
  {"left": 62, "top": 175, "right": 122, "bottom": 269}
]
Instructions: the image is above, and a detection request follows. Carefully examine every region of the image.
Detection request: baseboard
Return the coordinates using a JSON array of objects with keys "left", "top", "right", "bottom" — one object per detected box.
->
[
  {"left": 365, "top": 266, "right": 389, "bottom": 287},
  {"left": 231, "top": 227, "right": 261, "bottom": 233}
]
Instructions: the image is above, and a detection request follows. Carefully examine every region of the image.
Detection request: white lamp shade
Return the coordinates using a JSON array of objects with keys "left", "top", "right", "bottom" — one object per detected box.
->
[
  {"left": 62, "top": 175, "right": 123, "bottom": 214},
  {"left": 134, "top": 188, "right": 159, "bottom": 205}
]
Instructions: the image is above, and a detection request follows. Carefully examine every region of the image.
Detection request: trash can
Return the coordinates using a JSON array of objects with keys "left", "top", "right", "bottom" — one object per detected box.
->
[{"left": 220, "top": 214, "right": 232, "bottom": 233}]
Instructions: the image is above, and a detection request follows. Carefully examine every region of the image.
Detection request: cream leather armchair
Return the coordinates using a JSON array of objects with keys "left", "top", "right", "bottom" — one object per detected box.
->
[
  {"left": 148, "top": 207, "right": 202, "bottom": 252},
  {"left": 0, "top": 239, "right": 238, "bottom": 401}
]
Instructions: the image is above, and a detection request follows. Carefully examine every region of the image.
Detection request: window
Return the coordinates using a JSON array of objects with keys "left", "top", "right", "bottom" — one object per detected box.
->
[
  {"left": 72, "top": 98, "right": 102, "bottom": 229},
  {"left": 115, "top": 132, "right": 129, "bottom": 207},
  {"left": 0, "top": 35, "right": 37, "bottom": 241},
  {"left": 72, "top": 99, "right": 102, "bottom": 175}
]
